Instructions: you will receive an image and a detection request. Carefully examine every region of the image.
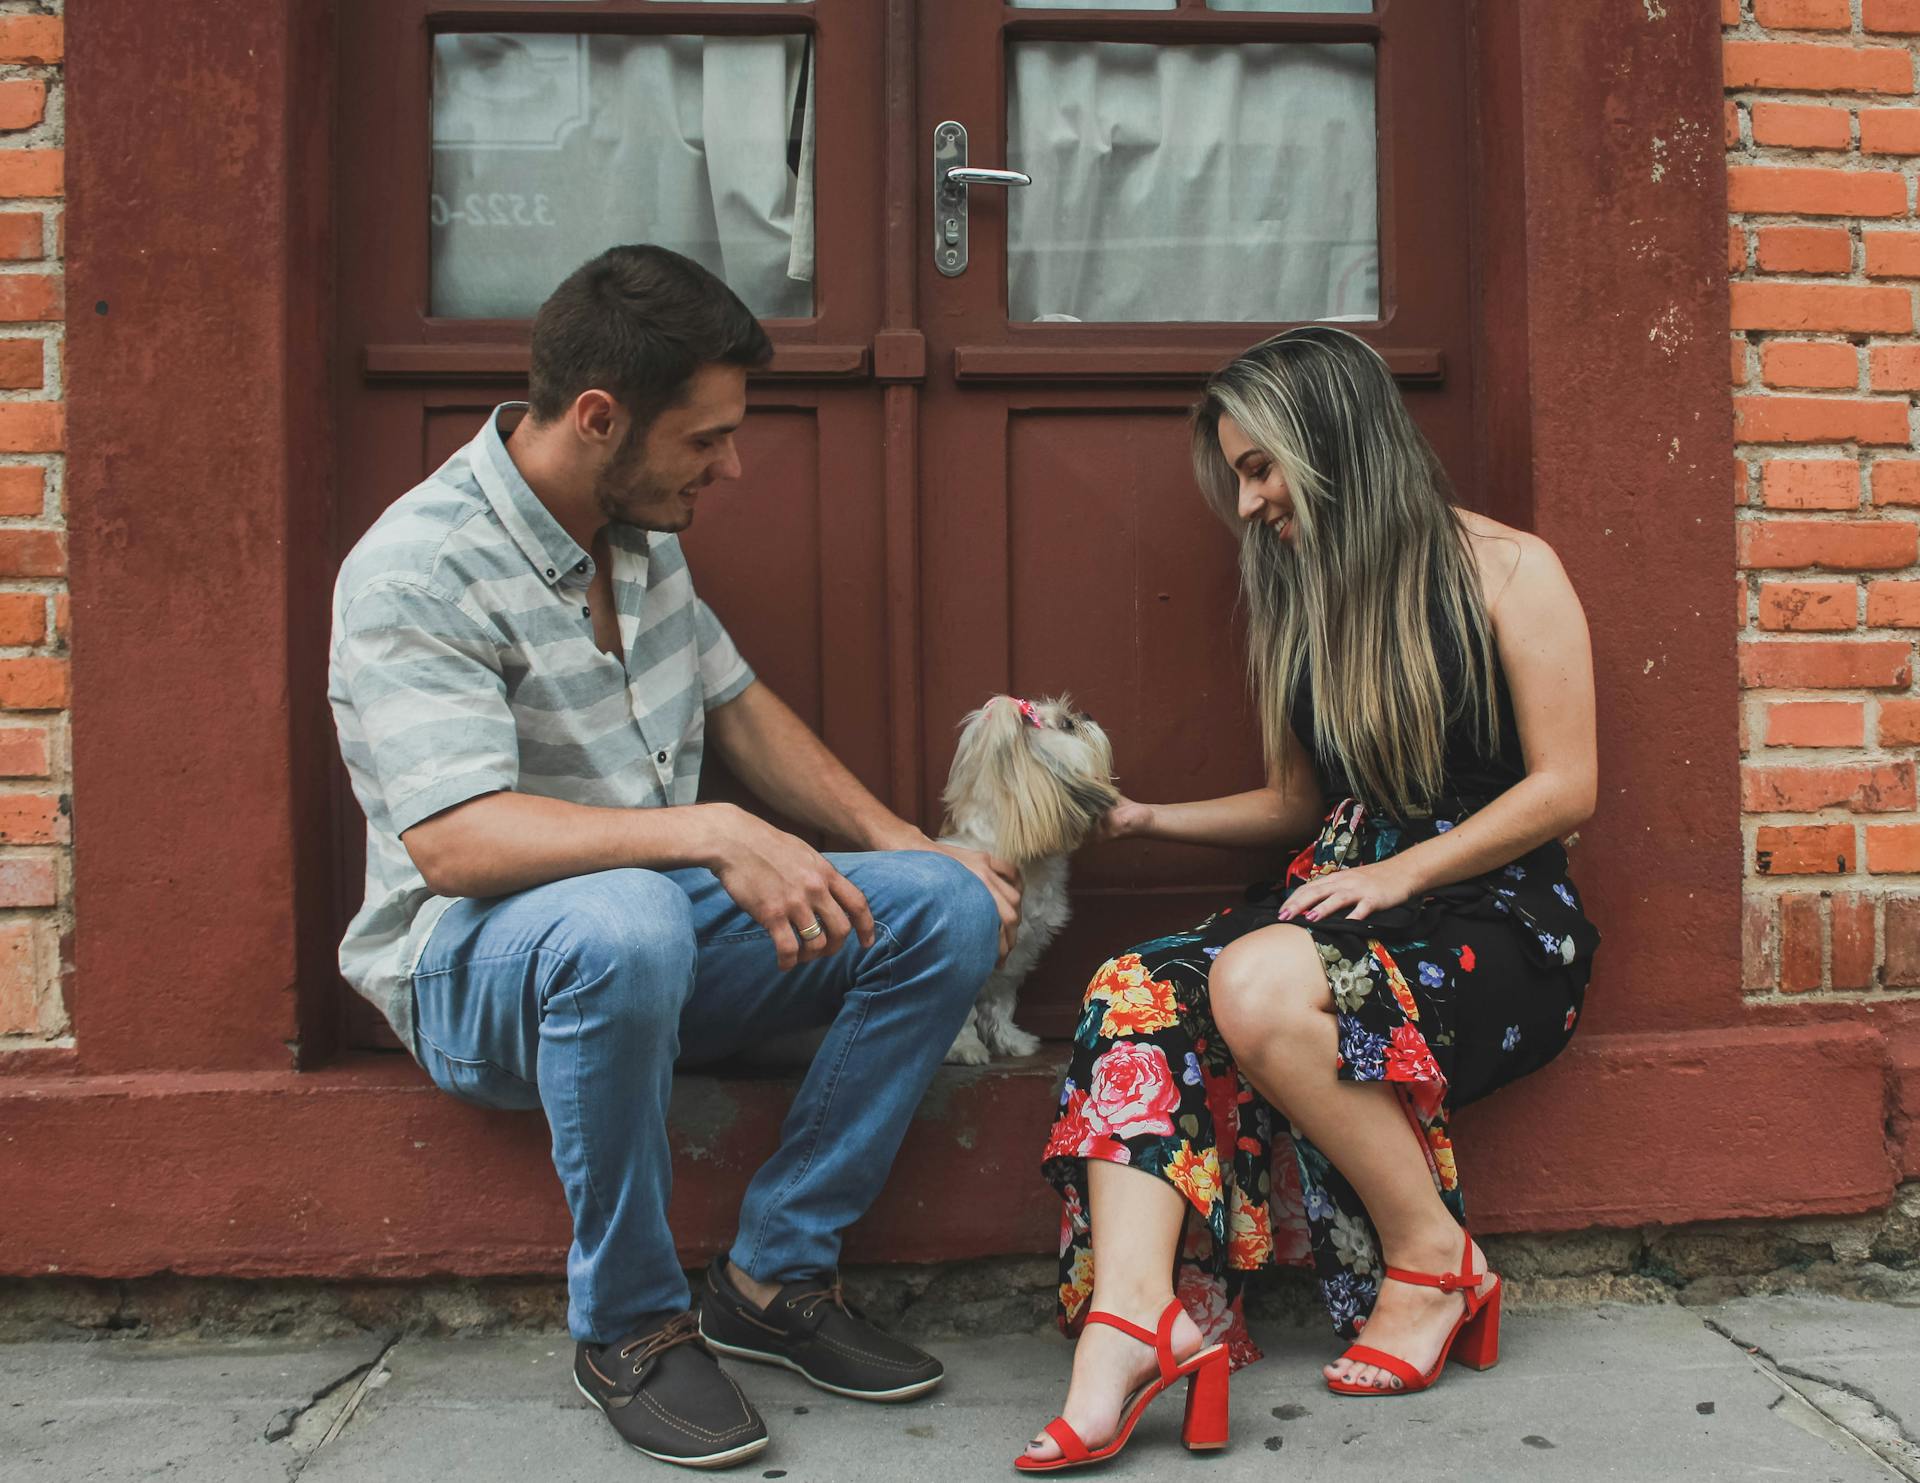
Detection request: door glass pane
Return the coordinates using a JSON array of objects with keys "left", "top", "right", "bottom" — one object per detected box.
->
[
  {"left": 1208, "top": 0, "right": 1374, "bottom": 9},
  {"left": 430, "top": 33, "right": 815, "bottom": 319},
  {"left": 1007, "top": 1, "right": 1175, "bottom": 7},
  {"left": 1006, "top": 42, "right": 1377, "bottom": 324}
]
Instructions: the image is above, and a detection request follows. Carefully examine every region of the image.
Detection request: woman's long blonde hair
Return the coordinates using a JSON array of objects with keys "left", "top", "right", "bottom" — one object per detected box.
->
[{"left": 1191, "top": 327, "right": 1499, "bottom": 819}]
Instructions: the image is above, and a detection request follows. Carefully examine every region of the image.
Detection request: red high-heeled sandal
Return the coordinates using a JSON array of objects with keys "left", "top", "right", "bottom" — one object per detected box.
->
[
  {"left": 1014, "top": 1297, "right": 1231, "bottom": 1471},
  {"left": 1326, "top": 1230, "right": 1501, "bottom": 1397}
]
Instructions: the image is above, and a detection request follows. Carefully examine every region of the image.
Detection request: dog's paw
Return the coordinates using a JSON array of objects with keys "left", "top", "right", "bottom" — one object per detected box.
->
[
  {"left": 986, "top": 1024, "right": 1042, "bottom": 1060},
  {"left": 944, "top": 1029, "right": 991, "bottom": 1066}
]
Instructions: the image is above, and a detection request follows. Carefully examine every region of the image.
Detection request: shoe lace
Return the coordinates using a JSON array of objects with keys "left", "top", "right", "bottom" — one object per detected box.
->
[
  {"left": 616, "top": 1311, "right": 703, "bottom": 1375},
  {"left": 786, "top": 1277, "right": 854, "bottom": 1322}
]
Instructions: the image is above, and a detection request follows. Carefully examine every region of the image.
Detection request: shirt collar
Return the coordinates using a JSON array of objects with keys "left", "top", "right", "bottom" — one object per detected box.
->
[{"left": 470, "top": 403, "right": 591, "bottom": 588}]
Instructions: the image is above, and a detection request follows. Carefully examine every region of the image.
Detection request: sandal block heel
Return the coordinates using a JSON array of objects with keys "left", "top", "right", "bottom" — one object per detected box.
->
[
  {"left": 1180, "top": 1350, "right": 1231, "bottom": 1451},
  {"left": 1450, "top": 1282, "right": 1500, "bottom": 1371}
]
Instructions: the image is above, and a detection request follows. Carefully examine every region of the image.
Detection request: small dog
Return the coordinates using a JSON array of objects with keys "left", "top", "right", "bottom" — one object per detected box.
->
[{"left": 939, "top": 695, "right": 1118, "bottom": 1064}]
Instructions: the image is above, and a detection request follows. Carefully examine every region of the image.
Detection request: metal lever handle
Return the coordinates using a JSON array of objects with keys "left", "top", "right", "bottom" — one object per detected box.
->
[{"left": 943, "top": 166, "right": 1032, "bottom": 191}]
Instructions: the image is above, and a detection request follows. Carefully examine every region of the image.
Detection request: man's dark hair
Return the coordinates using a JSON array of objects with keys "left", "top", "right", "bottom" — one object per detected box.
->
[{"left": 527, "top": 245, "right": 773, "bottom": 429}]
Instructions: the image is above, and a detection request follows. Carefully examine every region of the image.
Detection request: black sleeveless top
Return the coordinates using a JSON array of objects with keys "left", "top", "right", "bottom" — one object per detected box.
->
[{"left": 1288, "top": 612, "right": 1523, "bottom": 815}]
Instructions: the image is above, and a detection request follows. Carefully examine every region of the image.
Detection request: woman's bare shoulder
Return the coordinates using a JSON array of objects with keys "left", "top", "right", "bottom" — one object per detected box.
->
[{"left": 1453, "top": 509, "right": 1571, "bottom": 620}]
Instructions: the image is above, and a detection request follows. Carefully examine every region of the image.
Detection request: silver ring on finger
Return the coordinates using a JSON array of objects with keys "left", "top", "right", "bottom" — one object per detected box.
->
[{"left": 797, "top": 918, "right": 825, "bottom": 942}]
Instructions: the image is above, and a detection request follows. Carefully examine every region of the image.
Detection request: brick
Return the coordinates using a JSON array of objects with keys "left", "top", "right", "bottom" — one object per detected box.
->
[
  {"left": 1757, "top": 580, "right": 1857, "bottom": 630},
  {"left": 0, "top": 17, "right": 60, "bottom": 65},
  {"left": 0, "top": 404, "right": 62, "bottom": 454},
  {"left": 0, "top": 274, "right": 60, "bottom": 323},
  {"left": 53, "top": 594, "right": 68, "bottom": 645},
  {"left": 1889, "top": 895, "right": 1920, "bottom": 984},
  {"left": 1756, "top": 0, "right": 1853, "bottom": 26},
  {"left": 1739, "top": 519, "right": 1918, "bottom": 570},
  {"left": 1733, "top": 335, "right": 1749, "bottom": 386},
  {"left": 1831, "top": 892, "right": 1877, "bottom": 988},
  {"left": 1758, "top": 225, "right": 1853, "bottom": 275},
  {"left": 1865, "top": 230, "right": 1920, "bottom": 278},
  {"left": 1722, "top": 40, "right": 1914, "bottom": 94},
  {"left": 1742, "top": 895, "right": 1777, "bottom": 992},
  {"left": 1740, "top": 638, "right": 1912, "bottom": 688},
  {"left": 1871, "top": 343, "right": 1920, "bottom": 390},
  {"left": 0, "top": 81, "right": 45, "bottom": 135},
  {"left": 1881, "top": 697, "right": 1920, "bottom": 743},
  {"left": 1779, "top": 893, "right": 1825, "bottom": 992},
  {"left": 0, "top": 150, "right": 61, "bottom": 200},
  {"left": 1866, "top": 0, "right": 1920, "bottom": 31},
  {"left": 1755, "top": 823, "right": 1856, "bottom": 873},
  {"left": 1742, "top": 759, "right": 1915, "bottom": 811},
  {"left": 1729, "top": 224, "right": 1746, "bottom": 277},
  {"left": 1868, "top": 821, "right": 1920, "bottom": 871},
  {"left": 0, "top": 466, "right": 43, "bottom": 518},
  {"left": 0, "top": 724, "right": 49, "bottom": 777},
  {"left": 1762, "top": 458, "right": 1860, "bottom": 509},
  {"left": 0, "top": 792, "right": 62, "bottom": 845},
  {"left": 1733, "top": 395, "right": 1911, "bottom": 445},
  {"left": 1868, "top": 579, "right": 1920, "bottom": 626},
  {"left": 0, "top": 918, "right": 37, "bottom": 1034},
  {"left": 0, "top": 592, "right": 46, "bottom": 647},
  {"left": 0, "top": 337, "right": 42, "bottom": 391},
  {"left": 1751, "top": 100, "right": 1851, "bottom": 148},
  {"left": 0, "top": 529, "right": 63, "bottom": 577},
  {"left": 1727, "top": 166, "right": 1910, "bottom": 217},
  {"left": 0, "top": 856, "right": 54, "bottom": 909},
  {"left": 0, "top": 212, "right": 40, "bottom": 263},
  {"left": 1726, "top": 0, "right": 1742, "bottom": 23},
  {"left": 1731, "top": 283, "right": 1911, "bottom": 334},
  {"left": 1873, "top": 461, "right": 1920, "bottom": 505},
  {"left": 1764, "top": 699, "right": 1866, "bottom": 745},
  {"left": 1862, "top": 107, "right": 1920, "bottom": 154},
  {"left": 1762, "top": 340, "right": 1858, "bottom": 389},
  {"left": 1727, "top": 101, "right": 1742, "bottom": 152},
  {"left": 1738, "top": 458, "right": 1754, "bottom": 507},
  {"left": 0, "top": 657, "right": 66, "bottom": 709}
]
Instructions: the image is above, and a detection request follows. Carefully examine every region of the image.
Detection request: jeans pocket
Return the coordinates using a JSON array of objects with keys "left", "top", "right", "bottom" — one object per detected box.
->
[{"left": 415, "top": 1034, "right": 542, "bottom": 1112}]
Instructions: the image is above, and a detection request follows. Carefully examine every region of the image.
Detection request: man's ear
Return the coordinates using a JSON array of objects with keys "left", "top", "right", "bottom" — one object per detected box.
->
[{"left": 571, "top": 388, "right": 622, "bottom": 448}]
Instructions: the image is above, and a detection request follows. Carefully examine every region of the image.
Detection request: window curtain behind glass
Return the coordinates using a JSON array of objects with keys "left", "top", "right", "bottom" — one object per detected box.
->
[
  {"left": 1006, "top": 42, "right": 1377, "bottom": 323},
  {"left": 431, "top": 30, "right": 814, "bottom": 319}
]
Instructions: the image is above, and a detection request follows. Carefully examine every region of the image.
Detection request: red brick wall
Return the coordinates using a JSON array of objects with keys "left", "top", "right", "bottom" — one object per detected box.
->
[
  {"left": 0, "top": 5, "right": 63, "bottom": 1041},
  {"left": 1730, "top": 0, "right": 1920, "bottom": 992}
]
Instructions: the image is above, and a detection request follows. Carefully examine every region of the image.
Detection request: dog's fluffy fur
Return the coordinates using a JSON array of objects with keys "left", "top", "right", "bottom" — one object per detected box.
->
[{"left": 939, "top": 695, "right": 1118, "bottom": 1064}]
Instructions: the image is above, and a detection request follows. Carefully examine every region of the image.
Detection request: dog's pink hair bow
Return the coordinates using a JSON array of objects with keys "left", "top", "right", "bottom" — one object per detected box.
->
[{"left": 1007, "top": 696, "right": 1045, "bottom": 729}]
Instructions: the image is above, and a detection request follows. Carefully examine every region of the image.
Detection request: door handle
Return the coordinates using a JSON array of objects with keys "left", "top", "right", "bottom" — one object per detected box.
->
[
  {"left": 933, "top": 121, "right": 1030, "bottom": 278},
  {"left": 943, "top": 167, "right": 1033, "bottom": 190}
]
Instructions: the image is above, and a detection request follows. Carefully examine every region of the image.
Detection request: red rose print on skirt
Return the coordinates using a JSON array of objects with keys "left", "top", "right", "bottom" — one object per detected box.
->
[{"left": 1088, "top": 1042, "right": 1181, "bottom": 1139}]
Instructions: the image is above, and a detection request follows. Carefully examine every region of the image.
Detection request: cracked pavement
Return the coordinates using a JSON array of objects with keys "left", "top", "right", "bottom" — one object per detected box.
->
[{"left": 2, "top": 1295, "right": 1916, "bottom": 1480}]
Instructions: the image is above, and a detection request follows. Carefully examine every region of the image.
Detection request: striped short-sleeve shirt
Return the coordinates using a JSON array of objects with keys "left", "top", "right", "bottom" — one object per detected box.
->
[{"left": 328, "top": 403, "right": 755, "bottom": 1052}]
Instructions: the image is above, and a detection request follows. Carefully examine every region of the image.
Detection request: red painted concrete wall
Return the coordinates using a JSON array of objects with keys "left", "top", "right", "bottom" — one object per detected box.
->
[{"left": 0, "top": 0, "right": 1911, "bottom": 1284}]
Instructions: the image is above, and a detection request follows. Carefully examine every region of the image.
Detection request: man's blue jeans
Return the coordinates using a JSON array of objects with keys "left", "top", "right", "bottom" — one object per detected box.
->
[{"left": 409, "top": 851, "right": 999, "bottom": 1345}]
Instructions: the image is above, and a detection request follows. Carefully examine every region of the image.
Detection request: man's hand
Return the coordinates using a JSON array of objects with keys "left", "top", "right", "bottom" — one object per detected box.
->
[
  {"left": 921, "top": 839, "right": 1023, "bottom": 963},
  {"left": 699, "top": 804, "right": 876, "bottom": 970}
]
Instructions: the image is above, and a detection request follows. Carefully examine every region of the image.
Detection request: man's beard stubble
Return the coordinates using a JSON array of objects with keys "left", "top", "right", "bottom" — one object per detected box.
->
[{"left": 592, "top": 439, "right": 691, "bottom": 534}]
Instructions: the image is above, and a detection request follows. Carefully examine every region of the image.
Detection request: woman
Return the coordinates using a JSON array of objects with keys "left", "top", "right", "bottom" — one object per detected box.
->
[{"left": 1019, "top": 327, "right": 1600, "bottom": 1470}]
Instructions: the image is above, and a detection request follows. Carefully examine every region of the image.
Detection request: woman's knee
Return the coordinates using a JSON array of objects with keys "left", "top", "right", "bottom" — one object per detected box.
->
[{"left": 1209, "top": 929, "right": 1331, "bottom": 1051}]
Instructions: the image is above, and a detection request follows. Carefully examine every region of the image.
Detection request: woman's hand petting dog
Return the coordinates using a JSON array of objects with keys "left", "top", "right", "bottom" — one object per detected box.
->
[{"left": 1093, "top": 796, "right": 1156, "bottom": 843}]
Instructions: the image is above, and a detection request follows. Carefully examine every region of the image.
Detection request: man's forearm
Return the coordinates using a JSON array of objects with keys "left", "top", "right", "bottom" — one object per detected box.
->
[
  {"left": 403, "top": 790, "right": 736, "bottom": 899},
  {"left": 707, "top": 682, "right": 923, "bottom": 852}
]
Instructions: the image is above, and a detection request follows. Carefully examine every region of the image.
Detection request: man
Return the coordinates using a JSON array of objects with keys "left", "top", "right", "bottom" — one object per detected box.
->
[{"left": 328, "top": 245, "right": 1018, "bottom": 1470}]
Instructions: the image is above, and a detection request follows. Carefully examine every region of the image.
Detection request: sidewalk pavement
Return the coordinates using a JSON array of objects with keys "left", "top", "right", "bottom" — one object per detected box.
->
[{"left": 3, "top": 1295, "right": 1916, "bottom": 1482}]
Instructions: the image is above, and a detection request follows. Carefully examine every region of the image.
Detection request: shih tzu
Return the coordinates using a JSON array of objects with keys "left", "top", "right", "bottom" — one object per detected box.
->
[{"left": 939, "top": 695, "right": 1119, "bottom": 1064}]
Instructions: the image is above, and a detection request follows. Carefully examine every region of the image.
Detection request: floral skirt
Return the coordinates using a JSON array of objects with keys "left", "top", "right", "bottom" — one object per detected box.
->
[{"left": 1040, "top": 795, "right": 1600, "bottom": 1367}]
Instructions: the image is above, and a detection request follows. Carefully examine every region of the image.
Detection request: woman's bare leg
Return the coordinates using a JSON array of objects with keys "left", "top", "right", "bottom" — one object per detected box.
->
[
  {"left": 1208, "top": 924, "right": 1493, "bottom": 1392},
  {"left": 1024, "top": 1160, "right": 1205, "bottom": 1462}
]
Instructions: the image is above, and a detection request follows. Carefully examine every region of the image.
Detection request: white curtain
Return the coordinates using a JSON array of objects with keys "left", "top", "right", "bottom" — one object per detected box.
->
[
  {"left": 1006, "top": 41, "right": 1377, "bottom": 323},
  {"left": 430, "top": 30, "right": 814, "bottom": 319}
]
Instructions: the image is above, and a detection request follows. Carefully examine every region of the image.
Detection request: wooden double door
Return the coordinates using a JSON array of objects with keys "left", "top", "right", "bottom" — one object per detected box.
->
[{"left": 335, "top": 0, "right": 1472, "bottom": 1044}]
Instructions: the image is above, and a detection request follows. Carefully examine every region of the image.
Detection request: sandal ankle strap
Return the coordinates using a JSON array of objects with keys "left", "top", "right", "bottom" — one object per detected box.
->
[
  {"left": 1082, "top": 1297, "right": 1186, "bottom": 1385},
  {"left": 1383, "top": 1230, "right": 1480, "bottom": 1294}
]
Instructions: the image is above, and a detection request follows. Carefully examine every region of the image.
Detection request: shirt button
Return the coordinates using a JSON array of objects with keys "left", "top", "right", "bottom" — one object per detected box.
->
[
  {"left": 575, "top": 560, "right": 588, "bottom": 573},
  {"left": 656, "top": 750, "right": 669, "bottom": 765},
  {"left": 581, "top": 606, "right": 590, "bottom": 619},
  {"left": 545, "top": 567, "right": 556, "bottom": 579}
]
